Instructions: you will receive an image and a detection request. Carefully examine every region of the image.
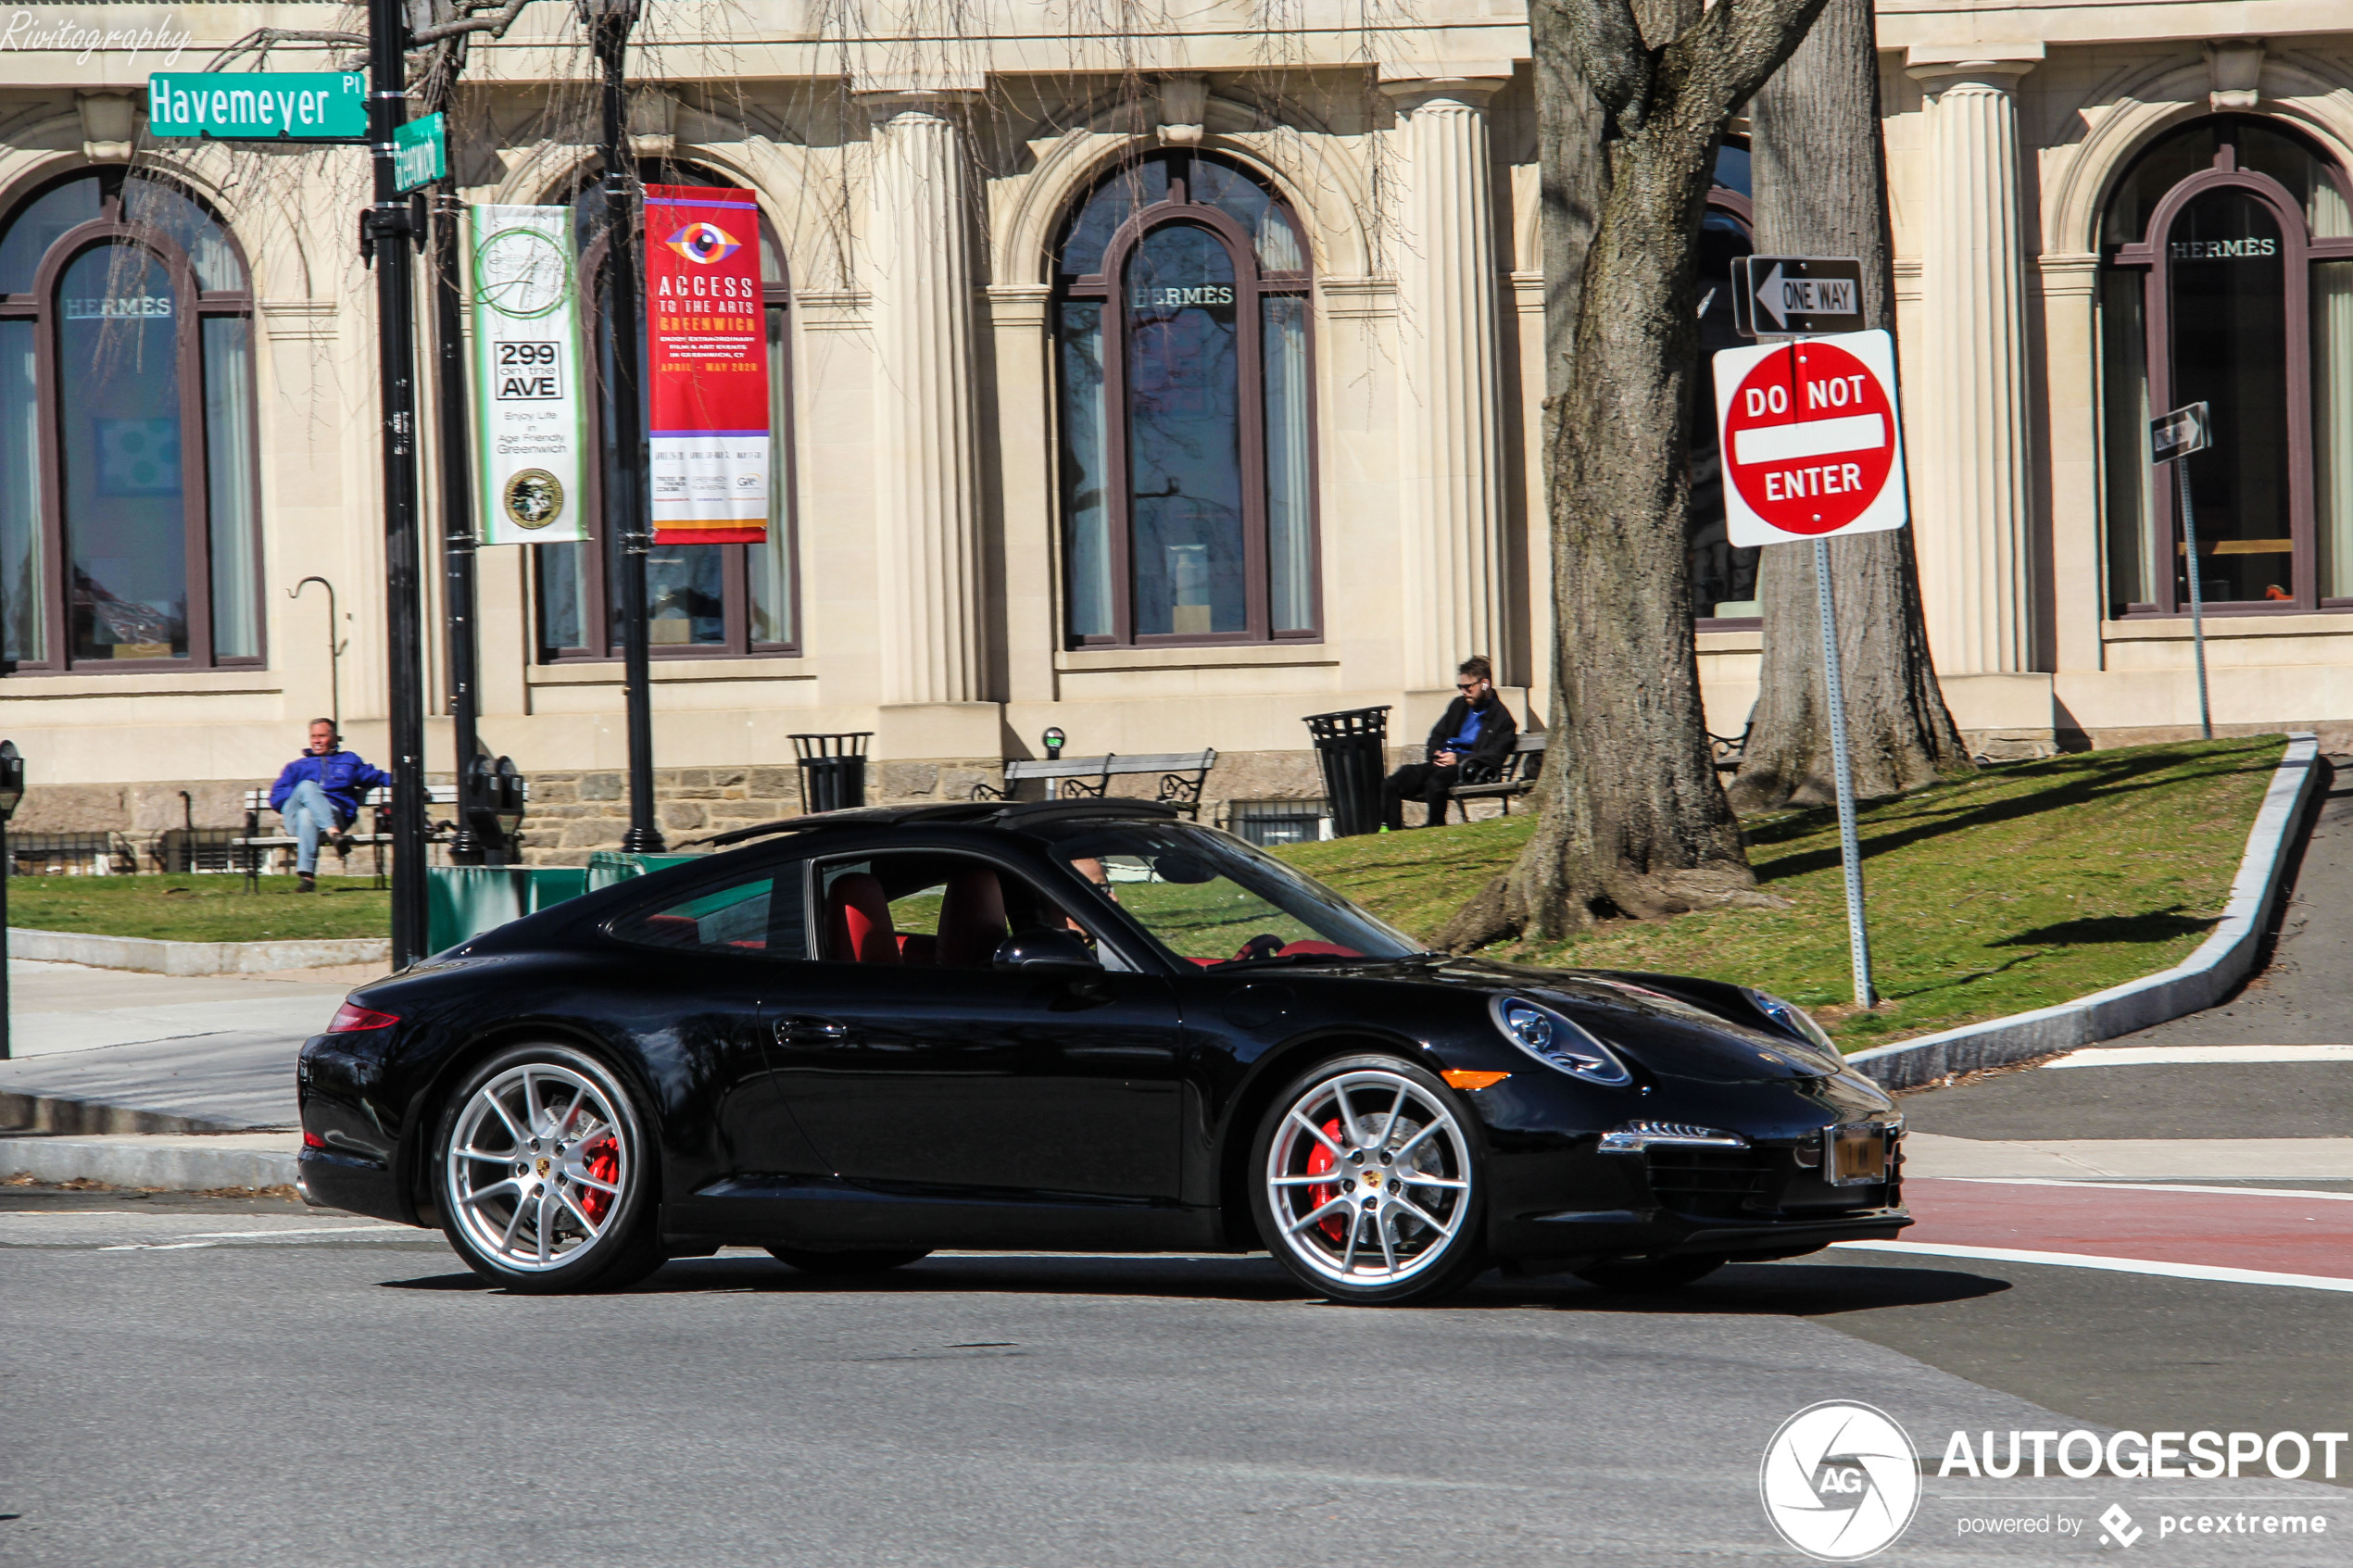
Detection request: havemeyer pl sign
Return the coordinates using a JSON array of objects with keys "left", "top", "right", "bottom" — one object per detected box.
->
[{"left": 1711, "top": 328, "right": 1908, "bottom": 546}]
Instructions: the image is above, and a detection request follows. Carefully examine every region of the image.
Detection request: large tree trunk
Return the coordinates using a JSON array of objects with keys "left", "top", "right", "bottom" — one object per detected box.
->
[
  {"left": 1727, "top": 0, "right": 1969, "bottom": 810},
  {"left": 1441, "top": 0, "right": 1830, "bottom": 949}
]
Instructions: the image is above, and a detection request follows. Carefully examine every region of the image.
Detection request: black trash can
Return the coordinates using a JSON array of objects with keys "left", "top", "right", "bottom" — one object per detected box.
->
[
  {"left": 791, "top": 732, "right": 872, "bottom": 814},
  {"left": 1302, "top": 707, "right": 1391, "bottom": 837}
]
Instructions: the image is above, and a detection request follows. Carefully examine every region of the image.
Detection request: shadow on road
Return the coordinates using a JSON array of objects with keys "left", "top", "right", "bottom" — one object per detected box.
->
[{"left": 377, "top": 1254, "right": 2010, "bottom": 1315}]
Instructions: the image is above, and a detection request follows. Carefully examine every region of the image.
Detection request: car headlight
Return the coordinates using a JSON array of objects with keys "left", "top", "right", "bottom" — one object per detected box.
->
[
  {"left": 1741, "top": 988, "right": 1845, "bottom": 1070},
  {"left": 1598, "top": 1120, "right": 1750, "bottom": 1151},
  {"left": 1491, "top": 996, "right": 1631, "bottom": 1085}
]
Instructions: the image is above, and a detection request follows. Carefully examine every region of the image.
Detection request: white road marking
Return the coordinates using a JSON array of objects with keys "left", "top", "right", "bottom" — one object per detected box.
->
[
  {"left": 1830, "top": 1238, "right": 2353, "bottom": 1293},
  {"left": 1931, "top": 1176, "right": 2353, "bottom": 1202},
  {"left": 2042, "top": 1043, "right": 2353, "bottom": 1068}
]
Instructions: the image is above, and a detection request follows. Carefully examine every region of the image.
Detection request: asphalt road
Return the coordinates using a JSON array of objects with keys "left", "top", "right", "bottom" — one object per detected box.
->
[{"left": 3, "top": 1188, "right": 2347, "bottom": 1567}]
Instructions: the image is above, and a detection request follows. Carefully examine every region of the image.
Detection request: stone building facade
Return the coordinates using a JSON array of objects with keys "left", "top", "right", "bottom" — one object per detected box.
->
[{"left": 0, "top": 4, "right": 2350, "bottom": 866}]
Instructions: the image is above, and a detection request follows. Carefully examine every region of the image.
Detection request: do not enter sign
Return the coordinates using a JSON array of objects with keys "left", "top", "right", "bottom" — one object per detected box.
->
[{"left": 1711, "top": 327, "right": 1908, "bottom": 547}]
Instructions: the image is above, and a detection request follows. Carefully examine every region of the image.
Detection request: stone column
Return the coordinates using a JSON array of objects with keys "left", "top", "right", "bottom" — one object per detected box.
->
[
  {"left": 1907, "top": 49, "right": 2040, "bottom": 676},
  {"left": 863, "top": 89, "right": 985, "bottom": 709},
  {"left": 1384, "top": 68, "right": 1512, "bottom": 691}
]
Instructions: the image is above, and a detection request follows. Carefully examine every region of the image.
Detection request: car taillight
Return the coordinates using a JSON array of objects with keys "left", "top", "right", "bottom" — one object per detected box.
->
[
  {"left": 327, "top": 1002, "right": 399, "bottom": 1033},
  {"left": 302, "top": 1130, "right": 327, "bottom": 1149}
]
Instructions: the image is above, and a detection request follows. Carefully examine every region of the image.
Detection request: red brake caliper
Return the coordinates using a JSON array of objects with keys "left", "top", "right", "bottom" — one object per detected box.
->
[
  {"left": 568, "top": 1108, "right": 620, "bottom": 1223},
  {"left": 1304, "top": 1117, "right": 1349, "bottom": 1243}
]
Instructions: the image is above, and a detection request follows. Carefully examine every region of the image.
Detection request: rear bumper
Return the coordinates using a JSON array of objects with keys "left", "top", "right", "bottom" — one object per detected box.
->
[{"left": 296, "top": 1148, "right": 415, "bottom": 1226}]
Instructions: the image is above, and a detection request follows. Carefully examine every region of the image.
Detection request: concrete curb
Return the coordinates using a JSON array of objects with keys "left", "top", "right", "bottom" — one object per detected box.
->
[
  {"left": 5, "top": 927, "right": 389, "bottom": 975},
  {"left": 0, "top": 1134, "right": 299, "bottom": 1192},
  {"left": 1847, "top": 733, "right": 2323, "bottom": 1092}
]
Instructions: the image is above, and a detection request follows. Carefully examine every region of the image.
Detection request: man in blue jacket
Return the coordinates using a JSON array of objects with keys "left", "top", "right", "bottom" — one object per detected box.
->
[
  {"left": 1381, "top": 655, "right": 1518, "bottom": 830},
  {"left": 269, "top": 719, "right": 392, "bottom": 891}
]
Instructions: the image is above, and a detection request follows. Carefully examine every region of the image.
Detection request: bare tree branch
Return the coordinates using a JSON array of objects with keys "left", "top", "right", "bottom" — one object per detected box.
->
[{"left": 413, "top": 0, "right": 537, "bottom": 46}]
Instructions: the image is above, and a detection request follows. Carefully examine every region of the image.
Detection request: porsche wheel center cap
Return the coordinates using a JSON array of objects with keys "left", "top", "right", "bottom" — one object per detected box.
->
[{"left": 536, "top": 1158, "right": 551, "bottom": 1177}]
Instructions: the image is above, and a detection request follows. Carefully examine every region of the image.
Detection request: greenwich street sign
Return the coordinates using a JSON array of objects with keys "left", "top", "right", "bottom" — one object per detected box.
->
[
  {"left": 146, "top": 72, "right": 367, "bottom": 141},
  {"left": 392, "top": 113, "right": 448, "bottom": 194}
]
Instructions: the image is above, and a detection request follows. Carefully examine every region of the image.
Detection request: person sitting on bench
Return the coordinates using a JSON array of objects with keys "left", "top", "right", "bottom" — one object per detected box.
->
[
  {"left": 1381, "top": 655, "right": 1517, "bottom": 830},
  {"left": 268, "top": 719, "right": 392, "bottom": 892}
]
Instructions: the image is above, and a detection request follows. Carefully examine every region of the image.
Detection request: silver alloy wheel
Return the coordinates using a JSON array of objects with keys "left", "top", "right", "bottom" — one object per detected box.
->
[
  {"left": 445, "top": 1060, "right": 630, "bottom": 1273},
  {"left": 1263, "top": 1068, "right": 1472, "bottom": 1287}
]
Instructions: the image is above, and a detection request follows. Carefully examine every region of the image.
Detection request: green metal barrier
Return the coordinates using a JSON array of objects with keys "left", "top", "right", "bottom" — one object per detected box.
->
[
  {"left": 424, "top": 866, "right": 590, "bottom": 954},
  {"left": 585, "top": 850, "right": 702, "bottom": 890}
]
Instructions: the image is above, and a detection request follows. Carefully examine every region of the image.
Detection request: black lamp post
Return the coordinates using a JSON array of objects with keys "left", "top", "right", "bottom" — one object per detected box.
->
[
  {"left": 582, "top": 0, "right": 663, "bottom": 854},
  {"left": 363, "top": 0, "right": 430, "bottom": 967},
  {"left": 0, "top": 740, "right": 23, "bottom": 1061}
]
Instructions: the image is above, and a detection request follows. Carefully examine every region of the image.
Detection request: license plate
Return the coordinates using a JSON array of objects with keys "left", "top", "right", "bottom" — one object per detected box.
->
[{"left": 1828, "top": 1124, "right": 1888, "bottom": 1186}]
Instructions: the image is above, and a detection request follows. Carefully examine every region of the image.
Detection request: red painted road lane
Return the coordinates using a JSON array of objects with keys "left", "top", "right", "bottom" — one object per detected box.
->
[{"left": 1902, "top": 1178, "right": 2353, "bottom": 1280}]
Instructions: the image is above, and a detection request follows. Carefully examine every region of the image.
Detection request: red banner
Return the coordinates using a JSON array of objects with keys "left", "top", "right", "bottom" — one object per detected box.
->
[{"left": 644, "top": 183, "right": 769, "bottom": 545}]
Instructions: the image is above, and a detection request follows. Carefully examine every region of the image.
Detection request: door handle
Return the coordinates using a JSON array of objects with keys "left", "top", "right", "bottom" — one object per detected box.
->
[{"left": 774, "top": 1015, "right": 852, "bottom": 1046}]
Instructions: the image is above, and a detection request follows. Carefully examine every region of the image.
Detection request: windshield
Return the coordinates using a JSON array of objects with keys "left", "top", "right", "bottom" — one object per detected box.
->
[{"left": 1026, "top": 820, "right": 1425, "bottom": 968}]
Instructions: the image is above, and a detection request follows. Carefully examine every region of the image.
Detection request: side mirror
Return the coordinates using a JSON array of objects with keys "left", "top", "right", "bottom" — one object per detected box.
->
[{"left": 992, "top": 929, "right": 1102, "bottom": 977}]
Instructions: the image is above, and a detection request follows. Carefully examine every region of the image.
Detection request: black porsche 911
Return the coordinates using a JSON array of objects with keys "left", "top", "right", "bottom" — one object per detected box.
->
[{"left": 297, "top": 800, "right": 1908, "bottom": 1304}]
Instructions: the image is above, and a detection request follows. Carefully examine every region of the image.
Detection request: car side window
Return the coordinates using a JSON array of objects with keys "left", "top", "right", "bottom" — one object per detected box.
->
[
  {"left": 815, "top": 851, "right": 1127, "bottom": 970},
  {"left": 610, "top": 864, "right": 810, "bottom": 958}
]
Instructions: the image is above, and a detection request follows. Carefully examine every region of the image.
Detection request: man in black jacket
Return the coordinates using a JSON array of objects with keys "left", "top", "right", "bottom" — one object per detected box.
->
[{"left": 1381, "top": 655, "right": 1518, "bottom": 829}]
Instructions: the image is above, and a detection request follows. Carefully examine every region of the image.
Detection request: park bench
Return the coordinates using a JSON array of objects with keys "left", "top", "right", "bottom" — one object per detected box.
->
[
  {"left": 972, "top": 748, "right": 1217, "bottom": 820},
  {"left": 234, "top": 782, "right": 463, "bottom": 882},
  {"left": 1443, "top": 721, "right": 1753, "bottom": 822}
]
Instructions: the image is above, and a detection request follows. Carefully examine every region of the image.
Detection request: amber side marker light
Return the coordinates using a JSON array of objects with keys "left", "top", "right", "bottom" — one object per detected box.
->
[{"left": 1441, "top": 1070, "right": 1511, "bottom": 1092}]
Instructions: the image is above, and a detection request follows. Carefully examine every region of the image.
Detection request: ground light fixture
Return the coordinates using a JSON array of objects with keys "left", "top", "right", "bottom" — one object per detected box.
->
[{"left": 0, "top": 739, "right": 22, "bottom": 1060}]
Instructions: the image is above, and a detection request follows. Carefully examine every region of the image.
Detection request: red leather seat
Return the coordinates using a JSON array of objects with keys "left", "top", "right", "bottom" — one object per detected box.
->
[
  {"left": 935, "top": 868, "right": 1008, "bottom": 968},
  {"left": 824, "top": 873, "right": 900, "bottom": 964}
]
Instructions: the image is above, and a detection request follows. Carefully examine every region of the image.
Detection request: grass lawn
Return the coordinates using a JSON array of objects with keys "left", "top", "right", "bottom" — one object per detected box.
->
[
  {"left": 1275, "top": 736, "right": 2290, "bottom": 1047},
  {"left": 5, "top": 873, "right": 390, "bottom": 944}
]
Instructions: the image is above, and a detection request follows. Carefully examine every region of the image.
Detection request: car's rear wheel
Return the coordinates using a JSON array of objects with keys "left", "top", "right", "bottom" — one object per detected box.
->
[
  {"left": 764, "top": 1247, "right": 931, "bottom": 1275},
  {"left": 1573, "top": 1253, "right": 1728, "bottom": 1291},
  {"left": 1250, "top": 1054, "right": 1486, "bottom": 1305},
  {"left": 436, "top": 1043, "right": 661, "bottom": 1293}
]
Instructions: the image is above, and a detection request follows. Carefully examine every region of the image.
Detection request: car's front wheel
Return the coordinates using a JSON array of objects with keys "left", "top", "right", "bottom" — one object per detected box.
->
[
  {"left": 436, "top": 1043, "right": 662, "bottom": 1293},
  {"left": 1250, "top": 1054, "right": 1487, "bottom": 1305}
]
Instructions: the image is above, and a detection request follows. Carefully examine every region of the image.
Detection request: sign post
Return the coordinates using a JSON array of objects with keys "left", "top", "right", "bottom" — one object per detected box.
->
[
  {"left": 1713, "top": 326, "right": 1911, "bottom": 1010},
  {"left": 146, "top": 72, "right": 367, "bottom": 141},
  {"left": 2151, "top": 402, "right": 2214, "bottom": 741}
]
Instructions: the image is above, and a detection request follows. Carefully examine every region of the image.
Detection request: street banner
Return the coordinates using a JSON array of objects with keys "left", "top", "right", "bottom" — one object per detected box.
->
[
  {"left": 644, "top": 183, "right": 769, "bottom": 545},
  {"left": 467, "top": 205, "right": 588, "bottom": 545}
]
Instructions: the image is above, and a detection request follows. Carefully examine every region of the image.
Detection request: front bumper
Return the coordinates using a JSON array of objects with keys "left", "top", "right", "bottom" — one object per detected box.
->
[{"left": 1488, "top": 1125, "right": 1910, "bottom": 1263}]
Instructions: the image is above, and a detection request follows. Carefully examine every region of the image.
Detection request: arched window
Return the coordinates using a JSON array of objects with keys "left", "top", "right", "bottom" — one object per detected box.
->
[
  {"left": 0, "top": 169, "right": 259, "bottom": 670},
  {"left": 1053, "top": 152, "right": 1315, "bottom": 645},
  {"left": 1692, "top": 139, "right": 1757, "bottom": 626},
  {"left": 536, "top": 162, "right": 799, "bottom": 659},
  {"left": 2099, "top": 117, "right": 2353, "bottom": 614}
]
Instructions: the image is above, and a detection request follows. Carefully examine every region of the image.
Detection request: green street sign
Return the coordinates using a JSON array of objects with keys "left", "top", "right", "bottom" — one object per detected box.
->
[
  {"left": 394, "top": 114, "right": 448, "bottom": 194},
  {"left": 146, "top": 72, "right": 367, "bottom": 141}
]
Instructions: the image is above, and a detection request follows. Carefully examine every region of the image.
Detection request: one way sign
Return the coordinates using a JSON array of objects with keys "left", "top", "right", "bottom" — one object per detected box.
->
[{"left": 1730, "top": 255, "right": 1868, "bottom": 337}]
